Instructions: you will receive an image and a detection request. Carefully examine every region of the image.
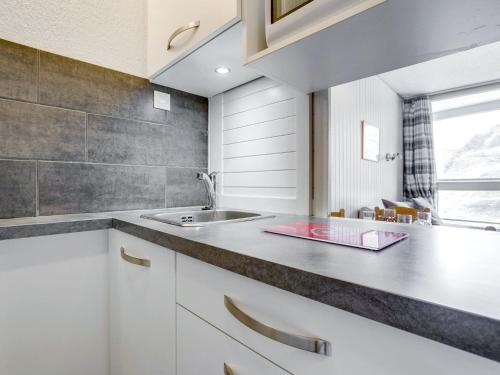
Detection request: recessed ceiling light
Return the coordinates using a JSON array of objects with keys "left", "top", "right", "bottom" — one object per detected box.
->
[{"left": 215, "top": 66, "right": 231, "bottom": 75}]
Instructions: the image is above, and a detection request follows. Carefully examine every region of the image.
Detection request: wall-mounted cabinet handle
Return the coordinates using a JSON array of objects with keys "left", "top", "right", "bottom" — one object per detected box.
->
[
  {"left": 167, "top": 20, "right": 200, "bottom": 50},
  {"left": 120, "top": 247, "right": 151, "bottom": 268},
  {"left": 223, "top": 363, "right": 233, "bottom": 375},
  {"left": 224, "top": 295, "right": 331, "bottom": 356}
]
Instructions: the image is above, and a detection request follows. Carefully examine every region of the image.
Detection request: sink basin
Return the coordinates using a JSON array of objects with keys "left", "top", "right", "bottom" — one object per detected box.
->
[{"left": 140, "top": 210, "right": 275, "bottom": 227}]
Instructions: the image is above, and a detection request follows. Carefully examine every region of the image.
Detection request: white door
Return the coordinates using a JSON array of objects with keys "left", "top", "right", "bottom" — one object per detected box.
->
[
  {"left": 177, "top": 304, "right": 289, "bottom": 375},
  {"left": 109, "top": 229, "right": 176, "bottom": 375}
]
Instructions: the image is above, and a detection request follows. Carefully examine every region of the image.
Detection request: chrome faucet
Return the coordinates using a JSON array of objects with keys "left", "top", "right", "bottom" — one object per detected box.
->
[{"left": 197, "top": 171, "right": 217, "bottom": 210}]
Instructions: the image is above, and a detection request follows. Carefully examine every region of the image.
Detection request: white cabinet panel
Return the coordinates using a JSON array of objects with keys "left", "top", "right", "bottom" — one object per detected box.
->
[
  {"left": 223, "top": 116, "right": 296, "bottom": 144},
  {"left": 224, "top": 134, "right": 296, "bottom": 158},
  {"left": 224, "top": 152, "right": 296, "bottom": 172},
  {"left": 109, "top": 229, "right": 176, "bottom": 375},
  {"left": 177, "top": 253, "right": 500, "bottom": 375},
  {"left": 224, "top": 170, "right": 296, "bottom": 188},
  {"left": 177, "top": 305, "right": 288, "bottom": 375},
  {"left": 0, "top": 231, "right": 109, "bottom": 375},
  {"left": 211, "top": 77, "right": 310, "bottom": 214},
  {"left": 224, "top": 99, "right": 296, "bottom": 131},
  {"left": 224, "top": 85, "right": 295, "bottom": 116},
  {"left": 148, "top": 0, "right": 240, "bottom": 77}
]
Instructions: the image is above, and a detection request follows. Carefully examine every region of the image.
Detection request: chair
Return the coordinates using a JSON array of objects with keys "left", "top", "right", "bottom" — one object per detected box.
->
[
  {"left": 375, "top": 206, "right": 430, "bottom": 221},
  {"left": 330, "top": 209, "right": 345, "bottom": 218}
]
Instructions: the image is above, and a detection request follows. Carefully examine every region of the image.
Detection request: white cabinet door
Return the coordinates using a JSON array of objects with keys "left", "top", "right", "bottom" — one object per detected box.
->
[
  {"left": 177, "top": 304, "right": 288, "bottom": 375},
  {"left": 148, "top": 0, "right": 240, "bottom": 77},
  {"left": 0, "top": 231, "right": 109, "bottom": 375},
  {"left": 109, "top": 229, "right": 176, "bottom": 375},
  {"left": 177, "top": 253, "right": 500, "bottom": 375}
]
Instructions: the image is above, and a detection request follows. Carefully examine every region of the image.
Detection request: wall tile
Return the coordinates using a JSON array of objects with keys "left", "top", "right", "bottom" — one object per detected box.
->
[
  {"left": 38, "top": 52, "right": 170, "bottom": 124},
  {"left": 166, "top": 86, "right": 208, "bottom": 131},
  {"left": 87, "top": 114, "right": 173, "bottom": 165},
  {"left": 0, "top": 99, "right": 85, "bottom": 161},
  {"left": 0, "top": 39, "right": 38, "bottom": 102},
  {"left": 166, "top": 168, "right": 207, "bottom": 208},
  {"left": 169, "top": 126, "right": 208, "bottom": 168},
  {"left": 38, "top": 162, "right": 166, "bottom": 215},
  {"left": 0, "top": 160, "right": 36, "bottom": 218},
  {"left": 87, "top": 114, "right": 208, "bottom": 167}
]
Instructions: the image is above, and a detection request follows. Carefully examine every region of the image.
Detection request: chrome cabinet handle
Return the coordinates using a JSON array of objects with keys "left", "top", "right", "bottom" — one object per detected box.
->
[
  {"left": 120, "top": 247, "right": 151, "bottom": 268},
  {"left": 223, "top": 363, "right": 233, "bottom": 375},
  {"left": 224, "top": 295, "right": 331, "bottom": 356},
  {"left": 167, "top": 20, "right": 200, "bottom": 50}
]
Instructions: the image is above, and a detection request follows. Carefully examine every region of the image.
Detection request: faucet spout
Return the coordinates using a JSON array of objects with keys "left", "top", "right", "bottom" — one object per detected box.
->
[{"left": 197, "top": 172, "right": 217, "bottom": 210}]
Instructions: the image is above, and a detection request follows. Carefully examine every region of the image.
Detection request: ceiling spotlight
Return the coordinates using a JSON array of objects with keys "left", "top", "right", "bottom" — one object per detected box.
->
[{"left": 215, "top": 66, "right": 231, "bottom": 75}]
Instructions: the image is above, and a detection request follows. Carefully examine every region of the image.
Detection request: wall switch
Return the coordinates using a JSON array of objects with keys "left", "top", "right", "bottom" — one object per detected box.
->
[{"left": 154, "top": 91, "right": 171, "bottom": 111}]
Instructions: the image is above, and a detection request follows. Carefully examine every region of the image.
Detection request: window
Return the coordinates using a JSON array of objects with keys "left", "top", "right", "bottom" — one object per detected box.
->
[{"left": 432, "top": 86, "right": 500, "bottom": 224}]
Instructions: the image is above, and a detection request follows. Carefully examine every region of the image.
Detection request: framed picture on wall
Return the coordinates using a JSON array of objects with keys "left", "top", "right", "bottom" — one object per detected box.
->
[{"left": 361, "top": 121, "right": 380, "bottom": 162}]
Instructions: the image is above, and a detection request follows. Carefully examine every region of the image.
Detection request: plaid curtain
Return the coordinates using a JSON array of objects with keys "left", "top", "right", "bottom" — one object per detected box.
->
[{"left": 403, "top": 97, "right": 437, "bottom": 204}]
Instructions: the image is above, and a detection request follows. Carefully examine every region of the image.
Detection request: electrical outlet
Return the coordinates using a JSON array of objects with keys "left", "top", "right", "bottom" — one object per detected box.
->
[{"left": 154, "top": 91, "right": 171, "bottom": 111}]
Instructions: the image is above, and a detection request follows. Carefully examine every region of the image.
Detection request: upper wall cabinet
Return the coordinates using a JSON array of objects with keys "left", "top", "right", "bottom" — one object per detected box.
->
[
  {"left": 148, "top": 0, "right": 261, "bottom": 97},
  {"left": 148, "top": 0, "right": 240, "bottom": 76},
  {"left": 243, "top": 0, "right": 500, "bottom": 93}
]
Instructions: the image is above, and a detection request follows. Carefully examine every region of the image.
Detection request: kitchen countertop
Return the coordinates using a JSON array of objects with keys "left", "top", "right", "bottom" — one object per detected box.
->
[
  {"left": 0, "top": 213, "right": 112, "bottom": 240},
  {"left": 2, "top": 208, "right": 500, "bottom": 363}
]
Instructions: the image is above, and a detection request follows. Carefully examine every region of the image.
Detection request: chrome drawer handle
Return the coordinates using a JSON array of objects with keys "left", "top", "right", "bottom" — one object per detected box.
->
[
  {"left": 167, "top": 20, "right": 200, "bottom": 50},
  {"left": 223, "top": 363, "right": 233, "bottom": 375},
  {"left": 120, "top": 247, "right": 151, "bottom": 268},
  {"left": 224, "top": 295, "right": 331, "bottom": 356}
]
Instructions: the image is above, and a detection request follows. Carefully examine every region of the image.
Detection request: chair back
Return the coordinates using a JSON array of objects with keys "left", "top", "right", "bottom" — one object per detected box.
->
[{"left": 330, "top": 209, "right": 345, "bottom": 218}]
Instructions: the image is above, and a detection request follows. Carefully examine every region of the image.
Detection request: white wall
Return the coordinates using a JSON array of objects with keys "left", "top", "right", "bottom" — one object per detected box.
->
[
  {"left": 0, "top": 0, "right": 147, "bottom": 77},
  {"left": 209, "top": 77, "right": 311, "bottom": 214},
  {"left": 329, "top": 76, "right": 403, "bottom": 218},
  {"left": 0, "top": 231, "right": 109, "bottom": 375}
]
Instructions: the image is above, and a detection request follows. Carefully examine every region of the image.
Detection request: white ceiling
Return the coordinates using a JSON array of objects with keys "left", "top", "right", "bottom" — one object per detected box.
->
[{"left": 380, "top": 41, "right": 500, "bottom": 98}]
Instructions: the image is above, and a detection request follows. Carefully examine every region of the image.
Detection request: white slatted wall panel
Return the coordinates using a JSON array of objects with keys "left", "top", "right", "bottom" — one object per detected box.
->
[
  {"left": 329, "top": 76, "right": 403, "bottom": 218},
  {"left": 209, "top": 77, "right": 310, "bottom": 214}
]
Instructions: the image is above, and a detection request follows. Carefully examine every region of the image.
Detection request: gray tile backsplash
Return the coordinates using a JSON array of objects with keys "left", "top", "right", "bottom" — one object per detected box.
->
[
  {"left": 87, "top": 114, "right": 174, "bottom": 166},
  {"left": 38, "top": 162, "right": 166, "bottom": 215},
  {"left": 166, "top": 167, "right": 208, "bottom": 208},
  {"left": 0, "top": 38, "right": 208, "bottom": 218},
  {"left": 0, "top": 39, "right": 37, "bottom": 102},
  {"left": 39, "top": 51, "right": 171, "bottom": 125},
  {"left": 0, "top": 160, "right": 36, "bottom": 218},
  {"left": 0, "top": 99, "right": 86, "bottom": 161}
]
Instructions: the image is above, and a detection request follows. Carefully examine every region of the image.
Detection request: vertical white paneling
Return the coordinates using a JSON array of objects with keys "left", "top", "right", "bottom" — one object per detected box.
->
[
  {"left": 329, "top": 76, "right": 403, "bottom": 218},
  {"left": 209, "top": 77, "right": 311, "bottom": 214}
]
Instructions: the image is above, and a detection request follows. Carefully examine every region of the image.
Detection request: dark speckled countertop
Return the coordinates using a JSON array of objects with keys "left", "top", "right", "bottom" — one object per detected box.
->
[{"left": 2, "top": 208, "right": 500, "bottom": 363}]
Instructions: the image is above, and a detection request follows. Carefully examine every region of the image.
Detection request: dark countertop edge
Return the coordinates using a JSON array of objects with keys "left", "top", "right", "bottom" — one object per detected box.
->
[
  {"left": 112, "top": 218, "right": 500, "bottom": 364},
  {"left": 0, "top": 217, "right": 112, "bottom": 240}
]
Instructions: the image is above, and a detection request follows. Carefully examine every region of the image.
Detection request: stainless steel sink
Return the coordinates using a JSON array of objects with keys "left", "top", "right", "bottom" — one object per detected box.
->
[{"left": 140, "top": 210, "right": 275, "bottom": 227}]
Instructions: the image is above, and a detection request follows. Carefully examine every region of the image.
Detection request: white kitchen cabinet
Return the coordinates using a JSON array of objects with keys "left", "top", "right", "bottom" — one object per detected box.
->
[
  {"left": 0, "top": 231, "right": 109, "bottom": 375},
  {"left": 177, "top": 304, "right": 288, "bottom": 375},
  {"left": 177, "top": 253, "right": 500, "bottom": 375},
  {"left": 243, "top": 0, "right": 500, "bottom": 93},
  {"left": 148, "top": 0, "right": 241, "bottom": 78},
  {"left": 109, "top": 229, "right": 176, "bottom": 375}
]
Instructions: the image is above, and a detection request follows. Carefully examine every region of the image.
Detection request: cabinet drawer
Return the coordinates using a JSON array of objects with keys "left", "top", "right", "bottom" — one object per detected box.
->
[
  {"left": 177, "top": 254, "right": 500, "bottom": 375},
  {"left": 177, "top": 304, "right": 288, "bottom": 375},
  {"left": 109, "top": 230, "right": 176, "bottom": 375},
  {"left": 148, "top": 0, "right": 240, "bottom": 76}
]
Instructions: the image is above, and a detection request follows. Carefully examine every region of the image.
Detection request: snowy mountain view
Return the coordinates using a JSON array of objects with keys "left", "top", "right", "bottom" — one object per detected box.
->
[{"left": 433, "top": 108, "right": 500, "bottom": 223}]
